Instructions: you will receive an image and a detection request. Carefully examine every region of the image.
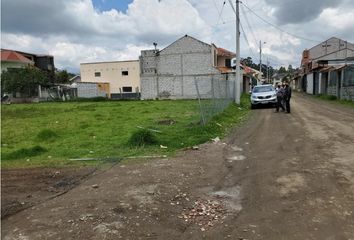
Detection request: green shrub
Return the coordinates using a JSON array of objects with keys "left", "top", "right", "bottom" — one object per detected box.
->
[
  {"left": 327, "top": 95, "right": 337, "bottom": 101},
  {"left": 37, "top": 129, "right": 58, "bottom": 141},
  {"left": 128, "top": 129, "right": 158, "bottom": 147},
  {"left": 4, "top": 145, "right": 47, "bottom": 160}
]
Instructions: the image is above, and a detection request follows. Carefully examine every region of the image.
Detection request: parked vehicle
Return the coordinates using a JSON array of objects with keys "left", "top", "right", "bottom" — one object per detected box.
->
[{"left": 250, "top": 84, "right": 277, "bottom": 109}]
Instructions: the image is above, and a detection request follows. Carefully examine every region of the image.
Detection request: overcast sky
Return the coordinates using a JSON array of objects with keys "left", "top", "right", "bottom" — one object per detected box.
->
[{"left": 2, "top": 0, "right": 354, "bottom": 73}]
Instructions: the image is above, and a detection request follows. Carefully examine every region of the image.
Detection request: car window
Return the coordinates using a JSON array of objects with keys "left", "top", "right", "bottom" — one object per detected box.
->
[{"left": 253, "top": 86, "right": 274, "bottom": 93}]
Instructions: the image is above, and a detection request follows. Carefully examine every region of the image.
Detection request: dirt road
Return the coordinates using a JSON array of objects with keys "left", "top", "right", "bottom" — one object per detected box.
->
[{"left": 2, "top": 94, "right": 354, "bottom": 239}]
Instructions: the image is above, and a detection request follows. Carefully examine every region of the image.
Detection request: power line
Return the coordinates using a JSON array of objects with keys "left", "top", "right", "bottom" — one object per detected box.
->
[
  {"left": 239, "top": 21, "right": 258, "bottom": 60},
  {"left": 214, "top": 0, "right": 226, "bottom": 25},
  {"left": 241, "top": 2, "right": 321, "bottom": 43},
  {"left": 240, "top": 4, "right": 258, "bottom": 50}
]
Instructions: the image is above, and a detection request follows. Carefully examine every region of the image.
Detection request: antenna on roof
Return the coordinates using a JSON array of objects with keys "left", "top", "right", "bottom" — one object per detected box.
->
[{"left": 153, "top": 42, "right": 157, "bottom": 50}]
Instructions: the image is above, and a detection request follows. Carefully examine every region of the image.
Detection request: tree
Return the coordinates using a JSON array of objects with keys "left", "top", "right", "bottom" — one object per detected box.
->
[
  {"left": 288, "top": 64, "right": 294, "bottom": 73},
  {"left": 1, "top": 66, "right": 50, "bottom": 97},
  {"left": 278, "top": 66, "right": 287, "bottom": 74},
  {"left": 55, "top": 69, "right": 70, "bottom": 83}
]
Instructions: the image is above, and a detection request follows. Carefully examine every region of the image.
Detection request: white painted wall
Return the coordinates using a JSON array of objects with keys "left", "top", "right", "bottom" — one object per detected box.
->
[
  {"left": 80, "top": 60, "right": 140, "bottom": 94},
  {"left": 306, "top": 73, "right": 314, "bottom": 94}
]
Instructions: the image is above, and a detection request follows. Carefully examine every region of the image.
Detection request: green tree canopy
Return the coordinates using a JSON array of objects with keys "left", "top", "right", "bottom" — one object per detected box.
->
[
  {"left": 55, "top": 69, "right": 70, "bottom": 83},
  {"left": 1, "top": 66, "right": 50, "bottom": 97}
]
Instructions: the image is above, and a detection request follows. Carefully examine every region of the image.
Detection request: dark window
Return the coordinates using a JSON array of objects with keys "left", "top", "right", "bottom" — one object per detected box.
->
[
  {"left": 122, "top": 86, "right": 132, "bottom": 92},
  {"left": 95, "top": 72, "right": 101, "bottom": 77},
  {"left": 329, "top": 71, "right": 338, "bottom": 86},
  {"left": 343, "top": 66, "right": 354, "bottom": 87},
  {"left": 225, "top": 59, "right": 231, "bottom": 67},
  {"left": 122, "top": 71, "right": 128, "bottom": 76}
]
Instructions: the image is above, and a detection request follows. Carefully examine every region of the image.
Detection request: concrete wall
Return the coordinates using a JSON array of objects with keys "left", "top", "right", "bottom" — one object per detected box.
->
[
  {"left": 141, "top": 74, "right": 234, "bottom": 99},
  {"left": 80, "top": 60, "right": 140, "bottom": 95},
  {"left": 321, "top": 68, "right": 354, "bottom": 101},
  {"left": 309, "top": 37, "right": 354, "bottom": 60},
  {"left": 140, "top": 36, "right": 223, "bottom": 99},
  {"left": 76, "top": 82, "right": 109, "bottom": 98},
  {"left": 341, "top": 86, "right": 354, "bottom": 101}
]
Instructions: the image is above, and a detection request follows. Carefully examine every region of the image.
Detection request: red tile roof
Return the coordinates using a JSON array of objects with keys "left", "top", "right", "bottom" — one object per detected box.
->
[
  {"left": 1, "top": 49, "right": 34, "bottom": 64},
  {"left": 217, "top": 48, "right": 236, "bottom": 57}
]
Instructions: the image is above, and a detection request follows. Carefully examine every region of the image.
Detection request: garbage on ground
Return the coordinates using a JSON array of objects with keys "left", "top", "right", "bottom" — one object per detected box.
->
[
  {"left": 211, "top": 137, "right": 220, "bottom": 143},
  {"left": 192, "top": 146, "right": 199, "bottom": 150},
  {"left": 160, "top": 145, "right": 168, "bottom": 149},
  {"left": 178, "top": 199, "right": 226, "bottom": 231},
  {"left": 137, "top": 126, "right": 162, "bottom": 133}
]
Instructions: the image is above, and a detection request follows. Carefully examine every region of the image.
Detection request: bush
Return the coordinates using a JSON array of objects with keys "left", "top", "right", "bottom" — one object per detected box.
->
[
  {"left": 128, "top": 129, "right": 158, "bottom": 147},
  {"left": 4, "top": 145, "right": 47, "bottom": 160},
  {"left": 37, "top": 129, "right": 58, "bottom": 141},
  {"left": 317, "top": 94, "right": 337, "bottom": 101},
  {"left": 327, "top": 95, "right": 337, "bottom": 101}
]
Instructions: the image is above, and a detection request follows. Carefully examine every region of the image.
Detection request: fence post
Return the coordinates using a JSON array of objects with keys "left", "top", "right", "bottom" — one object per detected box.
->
[{"left": 194, "top": 76, "right": 206, "bottom": 126}]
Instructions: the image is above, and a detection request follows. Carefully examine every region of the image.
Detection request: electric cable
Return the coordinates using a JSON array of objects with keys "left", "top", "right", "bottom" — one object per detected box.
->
[{"left": 241, "top": 2, "right": 321, "bottom": 43}]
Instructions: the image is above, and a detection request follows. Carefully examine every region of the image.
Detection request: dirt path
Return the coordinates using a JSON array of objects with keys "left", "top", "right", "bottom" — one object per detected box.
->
[{"left": 2, "top": 94, "right": 354, "bottom": 240}]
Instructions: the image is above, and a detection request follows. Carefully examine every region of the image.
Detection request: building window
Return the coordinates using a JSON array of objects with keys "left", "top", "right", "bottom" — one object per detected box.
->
[
  {"left": 225, "top": 59, "right": 231, "bottom": 67},
  {"left": 122, "top": 86, "right": 132, "bottom": 92},
  {"left": 95, "top": 72, "right": 101, "bottom": 77},
  {"left": 122, "top": 71, "right": 128, "bottom": 76},
  {"left": 329, "top": 71, "right": 338, "bottom": 86},
  {"left": 343, "top": 66, "right": 354, "bottom": 87}
]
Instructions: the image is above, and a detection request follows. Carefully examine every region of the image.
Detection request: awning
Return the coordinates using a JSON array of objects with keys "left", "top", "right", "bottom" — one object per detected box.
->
[{"left": 320, "top": 64, "right": 346, "bottom": 72}]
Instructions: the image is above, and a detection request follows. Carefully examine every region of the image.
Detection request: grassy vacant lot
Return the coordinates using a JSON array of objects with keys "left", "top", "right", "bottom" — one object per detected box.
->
[{"left": 1, "top": 95, "right": 250, "bottom": 168}]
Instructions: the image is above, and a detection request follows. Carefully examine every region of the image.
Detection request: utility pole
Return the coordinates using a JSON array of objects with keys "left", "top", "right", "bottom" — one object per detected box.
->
[
  {"left": 267, "top": 58, "right": 269, "bottom": 83},
  {"left": 259, "top": 41, "right": 266, "bottom": 84},
  {"left": 259, "top": 40, "right": 262, "bottom": 84},
  {"left": 235, "top": 0, "right": 241, "bottom": 104}
]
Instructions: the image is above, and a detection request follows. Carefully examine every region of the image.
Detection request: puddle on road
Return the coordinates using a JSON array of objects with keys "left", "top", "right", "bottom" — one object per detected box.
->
[
  {"left": 230, "top": 145, "right": 243, "bottom": 151},
  {"left": 227, "top": 155, "right": 246, "bottom": 162},
  {"left": 209, "top": 186, "right": 242, "bottom": 212}
]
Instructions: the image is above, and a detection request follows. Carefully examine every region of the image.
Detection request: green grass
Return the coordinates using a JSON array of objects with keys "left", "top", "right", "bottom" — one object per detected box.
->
[
  {"left": 315, "top": 94, "right": 354, "bottom": 108},
  {"left": 1, "top": 95, "right": 250, "bottom": 168}
]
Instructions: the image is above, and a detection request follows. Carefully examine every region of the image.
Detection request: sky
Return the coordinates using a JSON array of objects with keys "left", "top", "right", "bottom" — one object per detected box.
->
[{"left": 1, "top": 0, "right": 354, "bottom": 73}]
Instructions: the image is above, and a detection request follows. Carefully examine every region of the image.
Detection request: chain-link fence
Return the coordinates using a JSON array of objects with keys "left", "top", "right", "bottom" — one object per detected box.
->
[{"left": 194, "top": 74, "right": 235, "bottom": 125}]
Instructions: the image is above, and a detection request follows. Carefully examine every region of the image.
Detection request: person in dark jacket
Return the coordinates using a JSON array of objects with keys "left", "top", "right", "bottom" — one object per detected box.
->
[
  {"left": 275, "top": 84, "right": 285, "bottom": 112},
  {"left": 284, "top": 82, "right": 292, "bottom": 113}
]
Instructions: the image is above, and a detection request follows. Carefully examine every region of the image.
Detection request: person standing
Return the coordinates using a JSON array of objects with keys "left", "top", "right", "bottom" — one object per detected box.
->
[
  {"left": 275, "top": 84, "right": 285, "bottom": 112},
  {"left": 284, "top": 82, "right": 292, "bottom": 113}
]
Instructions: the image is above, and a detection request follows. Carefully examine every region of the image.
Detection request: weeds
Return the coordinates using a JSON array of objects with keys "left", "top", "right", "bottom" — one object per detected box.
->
[
  {"left": 128, "top": 129, "right": 158, "bottom": 147},
  {"left": 4, "top": 145, "right": 47, "bottom": 160},
  {"left": 36, "top": 129, "right": 58, "bottom": 141}
]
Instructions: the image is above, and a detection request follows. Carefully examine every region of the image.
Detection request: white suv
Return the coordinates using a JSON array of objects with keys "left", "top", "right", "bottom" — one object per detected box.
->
[{"left": 250, "top": 84, "right": 277, "bottom": 109}]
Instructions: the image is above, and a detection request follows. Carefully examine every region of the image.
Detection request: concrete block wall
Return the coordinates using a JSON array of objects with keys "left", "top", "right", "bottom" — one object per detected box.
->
[
  {"left": 309, "top": 37, "right": 354, "bottom": 60},
  {"left": 140, "top": 35, "right": 225, "bottom": 100},
  {"left": 77, "top": 83, "right": 107, "bottom": 98},
  {"left": 141, "top": 74, "right": 234, "bottom": 100},
  {"left": 327, "top": 86, "right": 337, "bottom": 97},
  {"left": 341, "top": 86, "right": 354, "bottom": 101}
]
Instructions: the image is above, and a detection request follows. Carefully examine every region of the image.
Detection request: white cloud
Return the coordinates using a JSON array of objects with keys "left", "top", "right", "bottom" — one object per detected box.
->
[
  {"left": 318, "top": 8, "right": 354, "bottom": 31},
  {"left": 1, "top": 0, "right": 354, "bottom": 72}
]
